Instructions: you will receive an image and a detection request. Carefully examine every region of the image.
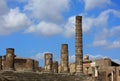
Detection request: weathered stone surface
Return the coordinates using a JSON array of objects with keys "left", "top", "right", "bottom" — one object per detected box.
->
[
  {"left": 4, "top": 48, "right": 15, "bottom": 71},
  {"left": 60, "top": 44, "right": 69, "bottom": 73},
  {"left": 75, "top": 16, "right": 83, "bottom": 74},
  {"left": 0, "top": 71, "right": 93, "bottom": 81},
  {"left": 44, "top": 53, "right": 53, "bottom": 72},
  {"left": 52, "top": 61, "right": 58, "bottom": 73}
]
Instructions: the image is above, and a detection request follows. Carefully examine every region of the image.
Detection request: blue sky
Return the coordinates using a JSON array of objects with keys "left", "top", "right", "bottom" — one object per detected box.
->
[{"left": 0, "top": 0, "right": 120, "bottom": 66}]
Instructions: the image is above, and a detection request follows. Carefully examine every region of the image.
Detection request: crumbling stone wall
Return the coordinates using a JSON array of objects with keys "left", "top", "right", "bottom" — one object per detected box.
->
[
  {"left": 95, "top": 58, "right": 112, "bottom": 71},
  {"left": 14, "top": 58, "right": 35, "bottom": 72}
]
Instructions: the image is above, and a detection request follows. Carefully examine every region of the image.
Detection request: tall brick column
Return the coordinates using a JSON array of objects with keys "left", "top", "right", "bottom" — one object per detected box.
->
[
  {"left": 44, "top": 53, "right": 53, "bottom": 72},
  {"left": 0, "top": 56, "right": 2, "bottom": 70},
  {"left": 75, "top": 16, "right": 83, "bottom": 74},
  {"left": 52, "top": 61, "right": 58, "bottom": 73},
  {"left": 61, "top": 44, "right": 69, "bottom": 73},
  {"left": 5, "top": 48, "right": 15, "bottom": 71}
]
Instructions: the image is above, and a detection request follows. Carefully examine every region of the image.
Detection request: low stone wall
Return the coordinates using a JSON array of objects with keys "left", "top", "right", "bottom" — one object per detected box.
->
[{"left": 0, "top": 71, "right": 93, "bottom": 81}]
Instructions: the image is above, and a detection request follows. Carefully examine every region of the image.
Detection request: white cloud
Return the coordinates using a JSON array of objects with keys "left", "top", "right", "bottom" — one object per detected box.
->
[
  {"left": 64, "top": 16, "right": 75, "bottom": 37},
  {"left": 25, "top": 21, "right": 62, "bottom": 36},
  {"left": 110, "top": 26, "right": 120, "bottom": 36},
  {"left": 92, "top": 26, "right": 120, "bottom": 48},
  {"left": 0, "top": 8, "right": 30, "bottom": 35},
  {"left": 84, "top": 9, "right": 120, "bottom": 33},
  {"left": 63, "top": 9, "right": 120, "bottom": 37},
  {"left": 106, "top": 40, "right": 120, "bottom": 49},
  {"left": 24, "top": 0, "right": 70, "bottom": 22},
  {"left": 31, "top": 52, "right": 45, "bottom": 61},
  {"left": 92, "top": 40, "right": 108, "bottom": 47},
  {"left": 0, "top": 0, "right": 8, "bottom": 15},
  {"left": 69, "top": 55, "right": 75, "bottom": 63},
  {"left": 84, "top": 0, "right": 112, "bottom": 11}
]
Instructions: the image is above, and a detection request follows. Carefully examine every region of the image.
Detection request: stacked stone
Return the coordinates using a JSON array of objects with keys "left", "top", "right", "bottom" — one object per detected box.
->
[
  {"left": 44, "top": 53, "right": 53, "bottom": 72},
  {"left": 26, "top": 59, "right": 34, "bottom": 71},
  {"left": 0, "top": 56, "right": 2, "bottom": 70},
  {"left": 52, "top": 61, "right": 58, "bottom": 73},
  {"left": 84, "top": 55, "right": 89, "bottom": 61},
  {"left": 61, "top": 44, "right": 69, "bottom": 73},
  {"left": 75, "top": 16, "right": 83, "bottom": 74},
  {"left": 4, "top": 48, "right": 15, "bottom": 71},
  {"left": 34, "top": 60, "right": 39, "bottom": 72}
]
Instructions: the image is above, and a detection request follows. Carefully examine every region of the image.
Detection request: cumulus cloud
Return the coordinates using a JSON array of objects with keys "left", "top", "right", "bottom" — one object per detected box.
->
[
  {"left": 64, "top": 16, "right": 75, "bottom": 37},
  {"left": 92, "top": 26, "right": 120, "bottom": 48},
  {"left": 69, "top": 55, "right": 75, "bottom": 63},
  {"left": 0, "top": 0, "right": 8, "bottom": 15},
  {"left": 83, "top": 9, "right": 120, "bottom": 48},
  {"left": 83, "top": 0, "right": 112, "bottom": 11},
  {"left": 25, "top": 21, "right": 62, "bottom": 36},
  {"left": 24, "top": 0, "right": 70, "bottom": 22},
  {"left": 63, "top": 9, "right": 120, "bottom": 37},
  {"left": 92, "top": 40, "right": 108, "bottom": 47},
  {"left": 0, "top": 8, "right": 30, "bottom": 35},
  {"left": 31, "top": 52, "right": 45, "bottom": 61},
  {"left": 84, "top": 9, "right": 120, "bottom": 33},
  {"left": 106, "top": 40, "right": 120, "bottom": 49}
]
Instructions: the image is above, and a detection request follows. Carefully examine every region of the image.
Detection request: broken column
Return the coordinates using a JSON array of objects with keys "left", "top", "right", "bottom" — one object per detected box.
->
[
  {"left": 52, "top": 61, "right": 58, "bottom": 73},
  {"left": 61, "top": 44, "right": 69, "bottom": 73},
  {"left": 44, "top": 53, "right": 53, "bottom": 72},
  {"left": 75, "top": 16, "right": 83, "bottom": 74},
  {"left": 33, "top": 60, "right": 39, "bottom": 72},
  {"left": 0, "top": 56, "right": 2, "bottom": 70},
  {"left": 5, "top": 48, "right": 15, "bottom": 71}
]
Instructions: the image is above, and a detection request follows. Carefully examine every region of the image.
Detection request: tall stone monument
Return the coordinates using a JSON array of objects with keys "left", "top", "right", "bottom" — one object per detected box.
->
[
  {"left": 75, "top": 16, "right": 83, "bottom": 74},
  {"left": 61, "top": 44, "right": 69, "bottom": 73}
]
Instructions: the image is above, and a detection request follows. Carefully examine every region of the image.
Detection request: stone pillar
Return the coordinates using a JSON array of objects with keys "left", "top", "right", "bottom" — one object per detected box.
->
[
  {"left": 75, "top": 16, "right": 83, "bottom": 74},
  {"left": 60, "top": 44, "right": 69, "bottom": 73},
  {"left": 5, "top": 48, "right": 15, "bottom": 71},
  {"left": 44, "top": 53, "right": 53, "bottom": 72},
  {"left": 26, "top": 59, "right": 34, "bottom": 71},
  {"left": 0, "top": 56, "right": 2, "bottom": 70},
  {"left": 33, "top": 60, "right": 39, "bottom": 72},
  {"left": 95, "top": 66, "right": 98, "bottom": 77},
  {"left": 52, "top": 61, "right": 58, "bottom": 73}
]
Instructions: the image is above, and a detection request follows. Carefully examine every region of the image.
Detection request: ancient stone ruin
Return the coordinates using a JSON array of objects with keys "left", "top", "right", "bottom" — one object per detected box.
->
[{"left": 0, "top": 16, "right": 120, "bottom": 81}]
